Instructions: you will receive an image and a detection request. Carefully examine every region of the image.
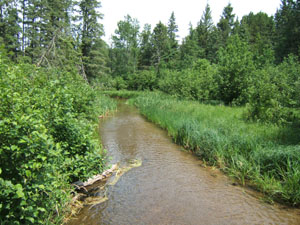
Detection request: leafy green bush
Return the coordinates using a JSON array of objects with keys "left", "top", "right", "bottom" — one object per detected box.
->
[
  {"left": 247, "top": 55, "right": 300, "bottom": 124},
  {"left": 158, "top": 59, "right": 219, "bottom": 101},
  {"left": 0, "top": 53, "right": 116, "bottom": 224},
  {"left": 111, "top": 76, "right": 128, "bottom": 90},
  {"left": 127, "top": 70, "right": 158, "bottom": 91},
  {"left": 217, "top": 35, "right": 255, "bottom": 105}
]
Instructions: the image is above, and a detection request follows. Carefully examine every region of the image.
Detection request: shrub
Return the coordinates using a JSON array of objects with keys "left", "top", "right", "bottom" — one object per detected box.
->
[
  {"left": 127, "top": 70, "right": 157, "bottom": 91},
  {"left": 158, "top": 59, "right": 219, "bottom": 101},
  {"left": 0, "top": 53, "right": 115, "bottom": 224},
  {"left": 247, "top": 55, "right": 300, "bottom": 124}
]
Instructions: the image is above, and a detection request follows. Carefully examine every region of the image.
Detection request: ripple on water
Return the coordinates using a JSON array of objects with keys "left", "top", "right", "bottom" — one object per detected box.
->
[{"left": 68, "top": 103, "right": 300, "bottom": 225}]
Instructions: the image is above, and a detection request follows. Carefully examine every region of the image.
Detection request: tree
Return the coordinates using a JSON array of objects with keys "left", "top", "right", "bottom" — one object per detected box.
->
[
  {"left": 167, "top": 12, "right": 179, "bottom": 63},
  {"left": 275, "top": 0, "right": 300, "bottom": 61},
  {"left": 217, "top": 35, "right": 255, "bottom": 105},
  {"left": 0, "top": 0, "right": 21, "bottom": 58},
  {"left": 151, "top": 21, "right": 170, "bottom": 74},
  {"left": 179, "top": 23, "right": 201, "bottom": 68},
  {"left": 138, "top": 23, "right": 153, "bottom": 69},
  {"left": 110, "top": 15, "right": 140, "bottom": 77},
  {"left": 77, "top": 0, "right": 106, "bottom": 80},
  {"left": 196, "top": 4, "right": 216, "bottom": 61},
  {"left": 239, "top": 12, "right": 276, "bottom": 67},
  {"left": 217, "top": 3, "right": 236, "bottom": 46}
]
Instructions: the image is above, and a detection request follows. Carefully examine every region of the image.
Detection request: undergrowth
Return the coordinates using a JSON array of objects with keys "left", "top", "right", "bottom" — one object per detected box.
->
[{"left": 0, "top": 54, "right": 116, "bottom": 224}]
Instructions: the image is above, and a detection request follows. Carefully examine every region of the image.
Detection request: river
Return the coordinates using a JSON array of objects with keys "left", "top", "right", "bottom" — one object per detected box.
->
[{"left": 68, "top": 102, "right": 300, "bottom": 225}]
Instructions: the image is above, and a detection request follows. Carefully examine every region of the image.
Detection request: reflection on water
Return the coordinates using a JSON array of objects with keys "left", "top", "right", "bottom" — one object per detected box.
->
[{"left": 68, "top": 102, "right": 300, "bottom": 225}]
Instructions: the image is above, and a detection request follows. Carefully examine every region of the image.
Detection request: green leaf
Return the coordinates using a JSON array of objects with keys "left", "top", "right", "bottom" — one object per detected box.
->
[
  {"left": 26, "top": 217, "right": 35, "bottom": 223},
  {"left": 15, "top": 184, "right": 25, "bottom": 198},
  {"left": 25, "top": 170, "right": 31, "bottom": 178}
]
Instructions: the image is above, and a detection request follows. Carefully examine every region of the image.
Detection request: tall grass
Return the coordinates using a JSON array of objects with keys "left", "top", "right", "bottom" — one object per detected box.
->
[{"left": 129, "top": 92, "right": 300, "bottom": 206}]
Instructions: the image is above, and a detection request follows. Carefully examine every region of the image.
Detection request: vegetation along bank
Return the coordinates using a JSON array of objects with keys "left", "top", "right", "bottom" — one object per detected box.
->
[{"left": 1, "top": 0, "right": 300, "bottom": 223}]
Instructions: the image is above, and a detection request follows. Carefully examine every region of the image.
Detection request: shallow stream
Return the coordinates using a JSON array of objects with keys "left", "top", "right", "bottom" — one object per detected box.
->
[{"left": 69, "top": 102, "right": 300, "bottom": 225}]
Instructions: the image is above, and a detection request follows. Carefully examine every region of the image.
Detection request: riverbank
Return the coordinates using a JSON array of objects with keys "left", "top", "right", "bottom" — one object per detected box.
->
[
  {"left": 0, "top": 59, "right": 117, "bottom": 224},
  {"left": 103, "top": 91, "right": 300, "bottom": 207}
]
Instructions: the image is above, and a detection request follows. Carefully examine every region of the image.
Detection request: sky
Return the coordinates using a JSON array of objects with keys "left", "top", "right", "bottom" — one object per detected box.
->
[{"left": 101, "top": 0, "right": 282, "bottom": 44}]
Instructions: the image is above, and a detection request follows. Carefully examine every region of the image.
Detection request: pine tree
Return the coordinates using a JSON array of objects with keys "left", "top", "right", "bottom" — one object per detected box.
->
[
  {"left": 151, "top": 21, "right": 170, "bottom": 74},
  {"left": 196, "top": 4, "right": 215, "bottom": 60},
  {"left": 217, "top": 3, "right": 236, "bottom": 46},
  {"left": 167, "top": 12, "right": 179, "bottom": 59},
  {"left": 77, "top": 0, "right": 106, "bottom": 80},
  {"left": 138, "top": 23, "right": 153, "bottom": 69},
  {"left": 0, "top": 0, "right": 21, "bottom": 58},
  {"left": 179, "top": 23, "right": 201, "bottom": 68},
  {"left": 239, "top": 12, "right": 275, "bottom": 67},
  {"left": 275, "top": 0, "right": 300, "bottom": 61}
]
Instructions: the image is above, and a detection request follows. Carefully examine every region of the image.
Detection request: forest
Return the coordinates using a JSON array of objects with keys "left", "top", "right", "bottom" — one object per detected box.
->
[{"left": 0, "top": 0, "right": 300, "bottom": 224}]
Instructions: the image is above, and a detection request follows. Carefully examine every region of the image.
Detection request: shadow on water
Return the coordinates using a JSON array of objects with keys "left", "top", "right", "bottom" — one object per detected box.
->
[{"left": 68, "top": 101, "right": 300, "bottom": 225}]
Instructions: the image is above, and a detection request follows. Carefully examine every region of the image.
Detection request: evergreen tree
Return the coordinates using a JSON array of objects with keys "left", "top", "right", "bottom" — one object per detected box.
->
[
  {"left": 77, "top": 0, "right": 106, "bottom": 80},
  {"left": 0, "top": 0, "right": 21, "bottom": 58},
  {"left": 167, "top": 11, "right": 179, "bottom": 63},
  {"left": 179, "top": 23, "right": 201, "bottom": 68},
  {"left": 239, "top": 12, "right": 275, "bottom": 67},
  {"left": 138, "top": 23, "right": 153, "bottom": 69},
  {"left": 151, "top": 21, "right": 170, "bottom": 74},
  {"left": 275, "top": 0, "right": 300, "bottom": 61},
  {"left": 217, "top": 3, "right": 236, "bottom": 46},
  {"left": 196, "top": 4, "right": 216, "bottom": 61}
]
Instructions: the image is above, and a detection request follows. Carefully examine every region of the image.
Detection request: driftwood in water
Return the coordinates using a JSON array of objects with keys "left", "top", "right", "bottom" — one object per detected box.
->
[{"left": 72, "top": 164, "right": 118, "bottom": 193}]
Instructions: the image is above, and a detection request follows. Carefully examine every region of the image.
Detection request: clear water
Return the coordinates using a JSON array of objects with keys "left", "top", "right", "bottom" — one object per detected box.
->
[{"left": 68, "top": 102, "right": 300, "bottom": 225}]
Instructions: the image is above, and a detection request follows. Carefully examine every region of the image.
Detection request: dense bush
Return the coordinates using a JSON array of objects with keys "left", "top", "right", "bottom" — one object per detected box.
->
[
  {"left": 158, "top": 59, "right": 219, "bottom": 101},
  {"left": 247, "top": 55, "right": 300, "bottom": 124},
  {"left": 217, "top": 35, "right": 255, "bottom": 105},
  {"left": 127, "top": 70, "right": 158, "bottom": 91},
  {"left": 0, "top": 54, "right": 116, "bottom": 224}
]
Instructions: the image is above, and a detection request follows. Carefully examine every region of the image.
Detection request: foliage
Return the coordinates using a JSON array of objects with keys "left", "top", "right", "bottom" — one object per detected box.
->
[
  {"left": 76, "top": 0, "right": 107, "bottom": 80},
  {"left": 239, "top": 12, "right": 276, "bottom": 67},
  {"left": 275, "top": 0, "right": 300, "bottom": 61},
  {"left": 158, "top": 59, "right": 219, "bottom": 101},
  {"left": 127, "top": 70, "right": 158, "bottom": 91},
  {"left": 217, "top": 3, "right": 236, "bottom": 46},
  {"left": 110, "top": 15, "right": 140, "bottom": 77},
  {"left": 247, "top": 54, "right": 300, "bottom": 124},
  {"left": 0, "top": 54, "right": 116, "bottom": 224},
  {"left": 217, "top": 35, "right": 255, "bottom": 105}
]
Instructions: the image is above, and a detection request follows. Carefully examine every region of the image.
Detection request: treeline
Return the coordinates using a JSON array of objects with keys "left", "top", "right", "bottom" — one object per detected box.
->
[
  {"left": 106, "top": 1, "right": 300, "bottom": 124},
  {"left": 0, "top": 0, "right": 108, "bottom": 80}
]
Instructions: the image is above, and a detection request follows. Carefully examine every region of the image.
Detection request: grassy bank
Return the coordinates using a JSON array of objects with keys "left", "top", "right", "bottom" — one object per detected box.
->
[
  {"left": 126, "top": 92, "right": 300, "bottom": 206},
  {"left": 0, "top": 57, "right": 116, "bottom": 224}
]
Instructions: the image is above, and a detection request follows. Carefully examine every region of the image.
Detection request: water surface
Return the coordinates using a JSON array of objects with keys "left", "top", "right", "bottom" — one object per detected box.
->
[{"left": 69, "top": 102, "right": 300, "bottom": 225}]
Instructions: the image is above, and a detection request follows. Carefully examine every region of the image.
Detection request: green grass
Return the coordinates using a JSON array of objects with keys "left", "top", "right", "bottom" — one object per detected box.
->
[{"left": 127, "top": 92, "right": 300, "bottom": 206}]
